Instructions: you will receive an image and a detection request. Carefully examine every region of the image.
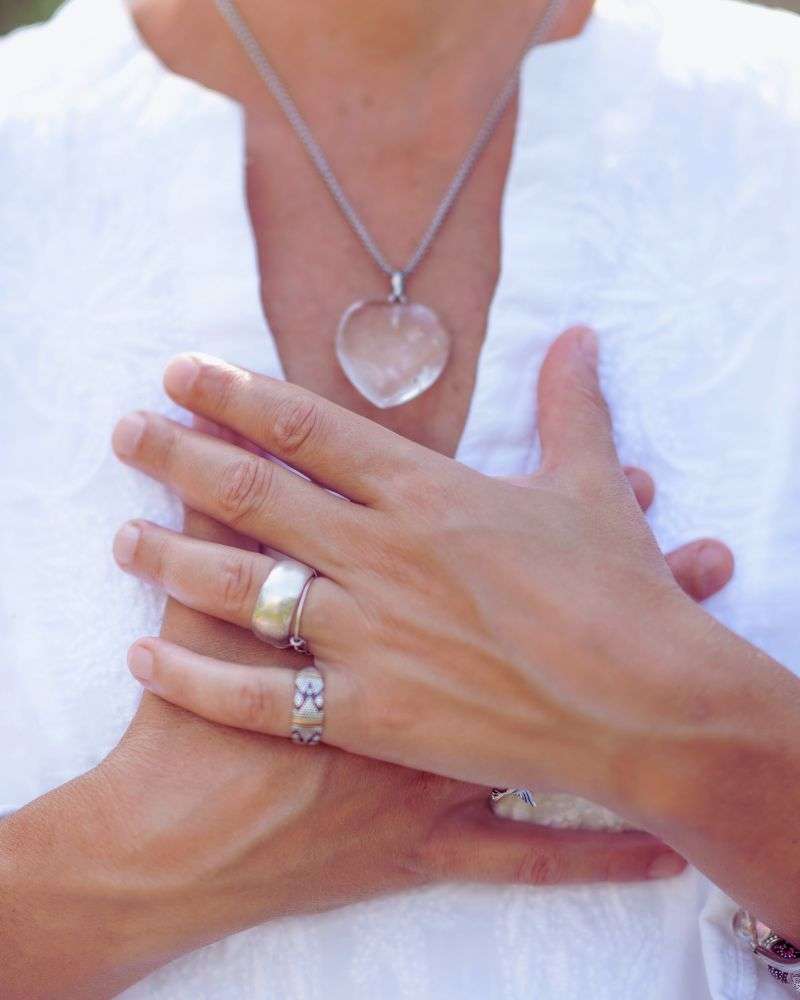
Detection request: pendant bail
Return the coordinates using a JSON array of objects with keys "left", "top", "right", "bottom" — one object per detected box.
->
[{"left": 389, "top": 270, "right": 407, "bottom": 304}]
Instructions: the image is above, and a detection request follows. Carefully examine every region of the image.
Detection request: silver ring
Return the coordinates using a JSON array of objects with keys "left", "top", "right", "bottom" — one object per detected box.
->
[
  {"left": 291, "top": 666, "right": 325, "bottom": 745},
  {"left": 490, "top": 788, "right": 536, "bottom": 807},
  {"left": 251, "top": 558, "right": 316, "bottom": 648},
  {"left": 288, "top": 574, "right": 316, "bottom": 654}
]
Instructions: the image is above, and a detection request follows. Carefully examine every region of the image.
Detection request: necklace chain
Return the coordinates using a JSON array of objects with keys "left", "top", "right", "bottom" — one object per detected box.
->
[{"left": 214, "top": 0, "right": 565, "bottom": 286}]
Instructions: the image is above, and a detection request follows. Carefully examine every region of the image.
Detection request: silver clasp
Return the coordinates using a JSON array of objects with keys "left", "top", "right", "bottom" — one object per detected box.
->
[{"left": 389, "top": 271, "right": 407, "bottom": 304}]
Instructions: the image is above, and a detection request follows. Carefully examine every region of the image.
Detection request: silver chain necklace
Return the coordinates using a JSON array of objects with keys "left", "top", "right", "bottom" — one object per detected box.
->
[{"left": 214, "top": 0, "right": 565, "bottom": 408}]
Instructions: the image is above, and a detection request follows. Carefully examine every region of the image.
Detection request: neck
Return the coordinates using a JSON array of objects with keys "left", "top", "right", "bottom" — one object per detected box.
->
[
  {"left": 248, "top": 0, "right": 576, "bottom": 66},
  {"left": 133, "top": 0, "right": 594, "bottom": 104}
]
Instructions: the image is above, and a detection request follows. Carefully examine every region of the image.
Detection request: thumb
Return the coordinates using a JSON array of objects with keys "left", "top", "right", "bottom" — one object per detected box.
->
[
  {"left": 536, "top": 326, "right": 619, "bottom": 476},
  {"left": 424, "top": 809, "right": 686, "bottom": 886},
  {"left": 501, "top": 465, "right": 656, "bottom": 513}
]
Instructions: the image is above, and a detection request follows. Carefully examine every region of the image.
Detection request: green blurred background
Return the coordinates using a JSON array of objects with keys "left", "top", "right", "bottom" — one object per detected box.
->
[
  {"left": 1, "top": 0, "right": 60, "bottom": 34},
  {"left": 2, "top": 0, "right": 799, "bottom": 35}
]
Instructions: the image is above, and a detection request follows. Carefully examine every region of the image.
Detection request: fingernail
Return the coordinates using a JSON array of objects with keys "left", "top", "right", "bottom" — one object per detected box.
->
[
  {"left": 113, "top": 413, "right": 146, "bottom": 458},
  {"left": 164, "top": 355, "right": 200, "bottom": 398},
  {"left": 697, "top": 543, "right": 728, "bottom": 595},
  {"left": 113, "top": 523, "right": 141, "bottom": 567},
  {"left": 577, "top": 328, "right": 598, "bottom": 364},
  {"left": 128, "top": 644, "right": 154, "bottom": 684},
  {"left": 647, "top": 853, "right": 686, "bottom": 879}
]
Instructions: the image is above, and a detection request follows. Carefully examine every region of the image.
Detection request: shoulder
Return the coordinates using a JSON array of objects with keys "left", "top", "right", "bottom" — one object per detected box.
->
[
  {"left": 0, "top": 0, "right": 246, "bottom": 340},
  {"left": 0, "top": 0, "right": 242, "bottom": 169},
  {"left": 0, "top": 0, "right": 161, "bottom": 202},
  {"left": 568, "top": 0, "right": 800, "bottom": 221},
  {"left": 0, "top": 0, "right": 241, "bottom": 225},
  {"left": 594, "top": 0, "right": 800, "bottom": 119},
  {"left": 0, "top": 0, "right": 135, "bottom": 111}
]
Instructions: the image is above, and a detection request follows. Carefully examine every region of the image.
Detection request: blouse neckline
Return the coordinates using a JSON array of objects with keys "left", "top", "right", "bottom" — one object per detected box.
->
[{"left": 106, "top": 0, "right": 598, "bottom": 465}]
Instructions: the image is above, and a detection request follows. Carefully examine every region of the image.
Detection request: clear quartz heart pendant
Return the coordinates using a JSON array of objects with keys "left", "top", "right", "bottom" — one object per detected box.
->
[{"left": 335, "top": 273, "right": 451, "bottom": 409}]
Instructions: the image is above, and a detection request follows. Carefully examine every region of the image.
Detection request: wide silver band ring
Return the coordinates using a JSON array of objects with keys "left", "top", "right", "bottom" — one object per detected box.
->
[
  {"left": 291, "top": 665, "right": 325, "bottom": 745},
  {"left": 251, "top": 558, "right": 316, "bottom": 648}
]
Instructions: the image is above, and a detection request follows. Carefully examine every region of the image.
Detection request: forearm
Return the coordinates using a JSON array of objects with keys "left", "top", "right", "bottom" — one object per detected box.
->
[
  {"left": 621, "top": 600, "right": 800, "bottom": 942},
  {"left": 0, "top": 768, "right": 185, "bottom": 999}
]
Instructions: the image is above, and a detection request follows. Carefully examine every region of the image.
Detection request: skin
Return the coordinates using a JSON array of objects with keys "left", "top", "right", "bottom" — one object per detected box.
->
[
  {"left": 130, "top": 0, "right": 595, "bottom": 454},
  {"left": 0, "top": 412, "right": 732, "bottom": 1000},
  {"left": 0, "top": 1, "right": 754, "bottom": 996},
  {"left": 107, "top": 333, "right": 800, "bottom": 944}
]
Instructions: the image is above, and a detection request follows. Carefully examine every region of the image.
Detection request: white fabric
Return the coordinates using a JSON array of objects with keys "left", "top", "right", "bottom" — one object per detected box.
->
[{"left": 1, "top": 0, "right": 799, "bottom": 996}]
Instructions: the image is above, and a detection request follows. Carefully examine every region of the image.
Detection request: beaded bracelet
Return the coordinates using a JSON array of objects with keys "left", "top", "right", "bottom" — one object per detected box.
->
[{"left": 734, "top": 910, "right": 800, "bottom": 991}]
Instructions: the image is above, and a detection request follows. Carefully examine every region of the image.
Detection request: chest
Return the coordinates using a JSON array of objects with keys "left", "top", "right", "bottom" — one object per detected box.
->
[
  {"left": 242, "top": 102, "right": 519, "bottom": 457},
  {"left": 4, "top": 43, "right": 800, "bottom": 812}
]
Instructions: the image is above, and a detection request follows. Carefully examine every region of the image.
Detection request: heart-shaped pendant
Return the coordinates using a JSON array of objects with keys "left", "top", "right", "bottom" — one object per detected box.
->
[{"left": 335, "top": 299, "right": 451, "bottom": 409}]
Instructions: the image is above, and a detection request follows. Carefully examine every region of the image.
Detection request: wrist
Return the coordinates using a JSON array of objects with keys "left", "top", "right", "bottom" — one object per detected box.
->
[
  {"left": 615, "top": 598, "right": 787, "bottom": 830},
  {"left": 604, "top": 595, "right": 800, "bottom": 939},
  {"left": 0, "top": 765, "right": 190, "bottom": 998},
  {"left": 0, "top": 760, "right": 225, "bottom": 1000},
  {"left": 527, "top": 584, "right": 720, "bottom": 811}
]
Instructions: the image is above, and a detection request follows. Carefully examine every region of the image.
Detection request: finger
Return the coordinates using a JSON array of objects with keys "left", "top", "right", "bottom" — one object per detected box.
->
[
  {"left": 179, "top": 504, "right": 279, "bottom": 668},
  {"left": 128, "top": 638, "right": 295, "bottom": 737},
  {"left": 182, "top": 505, "right": 259, "bottom": 550},
  {"left": 162, "top": 354, "right": 439, "bottom": 505},
  {"left": 112, "top": 412, "right": 362, "bottom": 572},
  {"left": 426, "top": 813, "right": 686, "bottom": 885},
  {"left": 191, "top": 414, "right": 263, "bottom": 456},
  {"left": 114, "top": 520, "right": 350, "bottom": 652},
  {"left": 126, "top": 638, "right": 354, "bottom": 745},
  {"left": 622, "top": 466, "right": 655, "bottom": 512},
  {"left": 537, "top": 327, "right": 619, "bottom": 476},
  {"left": 666, "top": 538, "right": 735, "bottom": 602},
  {"left": 184, "top": 417, "right": 263, "bottom": 549}
]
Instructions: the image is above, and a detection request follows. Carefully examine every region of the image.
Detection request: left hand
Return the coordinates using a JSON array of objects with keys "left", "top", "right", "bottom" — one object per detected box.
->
[
  {"left": 111, "top": 327, "right": 739, "bottom": 806},
  {"left": 122, "top": 503, "right": 693, "bottom": 899}
]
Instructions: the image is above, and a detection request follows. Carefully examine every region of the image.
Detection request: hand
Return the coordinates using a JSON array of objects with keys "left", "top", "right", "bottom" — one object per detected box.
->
[
  {"left": 111, "top": 327, "right": 735, "bottom": 808},
  {"left": 1, "top": 491, "right": 707, "bottom": 1000},
  {"left": 97, "top": 497, "right": 696, "bottom": 986},
  {"left": 110, "top": 328, "right": 800, "bottom": 954},
  {"left": 114, "top": 416, "right": 731, "bottom": 903}
]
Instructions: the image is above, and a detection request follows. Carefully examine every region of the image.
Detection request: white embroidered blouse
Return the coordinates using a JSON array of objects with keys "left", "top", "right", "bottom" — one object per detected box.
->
[{"left": 1, "top": 0, "right": 799, "bottom": 996}]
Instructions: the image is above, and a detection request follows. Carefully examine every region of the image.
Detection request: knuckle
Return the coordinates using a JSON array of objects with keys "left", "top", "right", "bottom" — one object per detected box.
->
[
  {"left": 570, "top": 465, "right": 610, "bottom": 501},
  {"left": 412, "top": 834, "right": 452, "bottom": 881},
  {"left": 390, "top": 456, "right": 450, "bottom": 513},
  {"left": 219, "top": 554, "right": 256, "bottom": 616},
  {"left": 386, "top": 458, "right": 422, "bottom": 498},
  {"left": 396, "top": 771, "right": 454, "bottom": 821},
  {"left": 234, "top": 675, "right": 276, "bottom": 731},
  {"left": 409, "top": 770, "right": 451, "bottom": 802},
  {"left": 364, "top": 691, "right": 414, "bottom": 748},
  {"left": 347, "top": 672, "right": 410, "bottom": 751},
  {"left": 216, "top": 456, "right": 272, "bottom": 526},
  {"left": 270, "top": 394, "right": 320, "bottom": 459},
  {"left": 516, "top": 849, "right": 565, "bottom": 887},
  {"left": 593, "top": 853, "right": 618, "bottom": 884}
]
